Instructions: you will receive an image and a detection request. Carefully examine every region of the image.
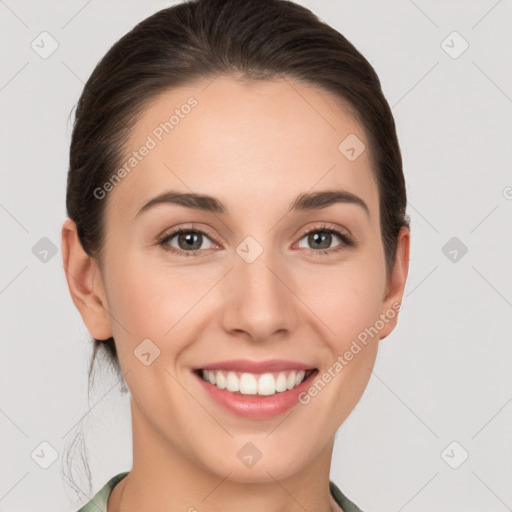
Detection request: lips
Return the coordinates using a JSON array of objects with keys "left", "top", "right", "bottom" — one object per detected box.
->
[{"left": 193, "top": 365, "right": 320, "bottom": 419}]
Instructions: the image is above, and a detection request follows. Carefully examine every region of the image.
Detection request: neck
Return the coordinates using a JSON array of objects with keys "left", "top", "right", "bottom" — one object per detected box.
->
[{"left": 108, "top": 398, "right": 340, "bottom": 512}]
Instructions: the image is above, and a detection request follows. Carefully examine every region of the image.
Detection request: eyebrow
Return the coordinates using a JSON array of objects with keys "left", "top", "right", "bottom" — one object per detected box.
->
[{"left": 135, "top": 189, "right": 370, "bottom": 218}]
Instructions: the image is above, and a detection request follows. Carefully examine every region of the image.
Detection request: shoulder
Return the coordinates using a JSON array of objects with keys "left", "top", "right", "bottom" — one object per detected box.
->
[
  {"left": 75, "top": 472, "right": 130, "bottom": 512},
  {"left": 330, "top": 480, "right": 365, "bottom": 512}
]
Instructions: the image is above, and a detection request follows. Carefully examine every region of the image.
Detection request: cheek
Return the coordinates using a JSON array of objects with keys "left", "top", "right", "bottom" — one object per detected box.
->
[
  {"left": 104, "top": 253, "right": 218, "bottom": 348},
  {"left": 102, "top": 254, "right": 170, "bottom": 339},
  {"left": 295, "top": 255, "right": 386, "bottom": 351}
]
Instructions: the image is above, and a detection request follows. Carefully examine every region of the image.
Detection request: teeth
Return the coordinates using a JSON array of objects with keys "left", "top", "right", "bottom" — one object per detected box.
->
[
  {"left": 216, "top": 371, "right": 227, "bottom": 389},
  {"left": 226, "top": 372, "right": 239, "bottom": 392},
  {"left": 275, "top": 372, "right": 288, "bottom": 392},
  {"left": 258, "top": 373, "right": 276, "bottom": 396},
  {"left": 200, "top": 369, "right": 309, "bottom": 396},
  {"left": 240, "top": 373, "right": 258, "bottom": 394},
  {"left": 286, "top": 372, "right": 296, "bottom": 390}
]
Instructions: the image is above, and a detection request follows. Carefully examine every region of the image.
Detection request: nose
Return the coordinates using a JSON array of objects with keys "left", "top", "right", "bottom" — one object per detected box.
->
[{"left": 219, "top": 246, "right": 300, "bottom": 343}]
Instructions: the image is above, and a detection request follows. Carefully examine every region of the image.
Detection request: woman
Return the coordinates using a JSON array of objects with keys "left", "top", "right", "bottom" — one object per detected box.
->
[{"left": 61, "top": 0, "right": 410, "bottom": 510}]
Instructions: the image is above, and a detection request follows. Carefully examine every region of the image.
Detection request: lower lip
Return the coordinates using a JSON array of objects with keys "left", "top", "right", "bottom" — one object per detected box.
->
[{"left": 193, "top": 370, "right": 318, "bottom": 420}]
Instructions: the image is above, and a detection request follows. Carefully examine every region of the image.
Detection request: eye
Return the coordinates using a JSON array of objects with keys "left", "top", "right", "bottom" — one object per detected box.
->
[
  {"left": 157, "top": 223, "right": 356, "bottom": 258},
  {"left": 158, "top": 227, "right": 217, "bottom": 256},
  {"left": 296, "top": 224, "right": 355, "bottom": 255}
]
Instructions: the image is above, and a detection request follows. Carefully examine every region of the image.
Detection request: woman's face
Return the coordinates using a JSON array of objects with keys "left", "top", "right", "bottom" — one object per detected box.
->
[{"left": 76, "top": 75, "right": 409, "bottom": 482}]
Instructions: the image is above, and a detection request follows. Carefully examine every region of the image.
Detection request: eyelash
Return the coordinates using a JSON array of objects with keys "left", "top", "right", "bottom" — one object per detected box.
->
[{"left": 156, "top": 224, "right": 357, "bottom": 258}]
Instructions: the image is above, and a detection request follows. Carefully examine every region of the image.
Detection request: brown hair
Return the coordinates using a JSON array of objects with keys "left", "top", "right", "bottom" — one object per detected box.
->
[{"left": 64, "top": 0, "right": 409, "bottom": 495}]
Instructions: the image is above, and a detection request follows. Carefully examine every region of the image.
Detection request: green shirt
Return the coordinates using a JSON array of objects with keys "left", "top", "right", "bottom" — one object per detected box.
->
[{"left": 76, "top": 472, "right": 364, "bottom": 512}]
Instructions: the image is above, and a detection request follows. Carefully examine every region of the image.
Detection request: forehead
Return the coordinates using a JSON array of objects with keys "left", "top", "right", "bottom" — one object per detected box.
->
[{"left": 106, "top": 75, "right": 379, "bottom": 223}]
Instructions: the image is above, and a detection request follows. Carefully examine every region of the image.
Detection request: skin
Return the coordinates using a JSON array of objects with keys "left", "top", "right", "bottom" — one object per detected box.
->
[{"left": 62, "top": 75, "right": 409, "bottom": 512}]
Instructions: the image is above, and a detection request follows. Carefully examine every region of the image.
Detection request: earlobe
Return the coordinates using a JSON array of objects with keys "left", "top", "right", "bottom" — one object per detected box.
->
[
  {"left": 379, "top": 226, "right": 410, "bottom": 340},
  {"left": 61, "top": 218, "right": 113, "bottom": 341}
]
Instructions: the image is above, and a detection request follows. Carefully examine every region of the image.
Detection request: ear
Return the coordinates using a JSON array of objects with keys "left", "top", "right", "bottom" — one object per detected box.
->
[
  {"left": 379, "top": 225, "right": 410, "bottom": 340},
  {"left": 61, "top": 218, "right": 113, "bottom": 341}
]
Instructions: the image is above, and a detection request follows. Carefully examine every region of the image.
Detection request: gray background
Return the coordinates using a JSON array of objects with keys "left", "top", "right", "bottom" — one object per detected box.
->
[{"left": 1, "top": 0, "right": 511, "bottom": 511}]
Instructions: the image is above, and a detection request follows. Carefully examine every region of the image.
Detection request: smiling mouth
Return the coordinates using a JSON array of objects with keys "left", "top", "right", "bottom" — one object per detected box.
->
[{"left": 194, "top": 368, "right": 318, "bottom": 396}]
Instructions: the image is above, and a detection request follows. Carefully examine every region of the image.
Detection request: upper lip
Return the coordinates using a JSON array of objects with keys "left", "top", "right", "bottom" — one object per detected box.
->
[{"left": 194, "top": 359, "right": 316, "bottom": 373}]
